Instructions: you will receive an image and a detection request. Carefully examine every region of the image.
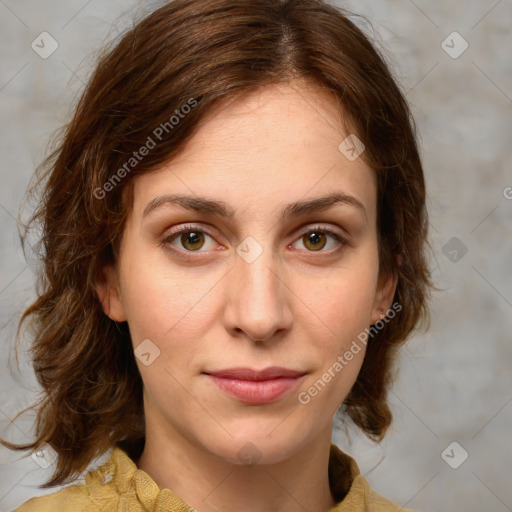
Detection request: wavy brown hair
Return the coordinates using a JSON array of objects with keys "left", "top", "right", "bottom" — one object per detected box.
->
[{"left": 1, "top": 0, "right": 434, "bottom": 487}]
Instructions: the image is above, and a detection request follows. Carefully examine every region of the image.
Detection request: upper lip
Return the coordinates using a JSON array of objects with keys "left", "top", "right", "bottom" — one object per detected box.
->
[{"left": 205, "top": 367, "right": 306, "bottom": 381}]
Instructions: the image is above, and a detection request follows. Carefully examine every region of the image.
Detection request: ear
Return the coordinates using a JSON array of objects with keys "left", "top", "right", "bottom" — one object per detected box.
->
[
  {"left": 370, "top": 269, "right": 398, "bottom": 325},
  {"left": 95, "top": 263, "right": 127, "bottom": 322}
]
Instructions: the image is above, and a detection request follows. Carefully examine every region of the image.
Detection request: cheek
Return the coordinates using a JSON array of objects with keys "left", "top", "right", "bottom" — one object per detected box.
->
[
  {"left": 118, "top": 247, "right": 220, "bottom": 345},
  {"left": 297, "top": 275, "right": 373, "bottom": 411},
  {"left": 302, "top": 251, "right": 379, "bottom": 342},
  {"left": 293, "top": 245, "right": 379, "bottom": 404}
]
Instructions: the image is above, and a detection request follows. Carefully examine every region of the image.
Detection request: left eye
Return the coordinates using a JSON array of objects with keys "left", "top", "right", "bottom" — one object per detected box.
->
[
  {"left": 292, "top": 227, "right": 347, "bottom": 252},
  {"left": 162, "top": 225, "right": 347, "bottom": 254},
  {"left": 164, "top": 226, "right": 218, "bottom": 252}
]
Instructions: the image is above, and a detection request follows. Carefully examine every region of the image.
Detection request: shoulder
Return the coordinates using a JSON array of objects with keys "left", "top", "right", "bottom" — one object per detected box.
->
[
  {"left": 328, "top": 443, "right": 415, "bottom": 512},
  {"left": 333, "top": 472, "right": 415, "bottom": 511},
  {"left": 13, "top": 484, "right": 99, "bottom": 512},
  {"left": 351, "top": 474, "right": 415, "bottom": 511},
  {"left": 13, "top": 449, "right": 122, "bottom": 512}
]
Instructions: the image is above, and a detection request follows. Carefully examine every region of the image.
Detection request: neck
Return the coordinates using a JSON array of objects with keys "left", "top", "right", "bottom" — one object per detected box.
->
[{"left": 137, "top": 417, "right": 337, "bottom": 512}]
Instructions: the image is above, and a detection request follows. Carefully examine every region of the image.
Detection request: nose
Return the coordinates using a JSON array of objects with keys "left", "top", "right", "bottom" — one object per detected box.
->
[{"left": 223, "top": 244, "right": 293, "bottom": 343}]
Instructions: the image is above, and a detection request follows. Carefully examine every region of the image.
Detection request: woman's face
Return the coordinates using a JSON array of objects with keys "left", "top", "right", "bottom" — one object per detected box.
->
[{"left": 99, "top": 81, "right": 396, "bottom": 465}]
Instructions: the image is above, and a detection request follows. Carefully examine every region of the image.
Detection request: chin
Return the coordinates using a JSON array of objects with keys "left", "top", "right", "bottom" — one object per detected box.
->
[{"left": 203, "top": 427, "right": 310, "bottom": 467}]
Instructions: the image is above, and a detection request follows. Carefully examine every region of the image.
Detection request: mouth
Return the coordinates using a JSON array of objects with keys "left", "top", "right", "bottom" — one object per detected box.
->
[{"left": 203, "top": 367, "right": 307, "bottom": 404}]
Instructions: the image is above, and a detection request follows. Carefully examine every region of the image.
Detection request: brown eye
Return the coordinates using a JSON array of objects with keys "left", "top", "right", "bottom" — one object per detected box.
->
[
  {"left": 180, "top": 230, "right": 206, "bottom": 251},
  {"left": 293, "top": 226, "right": 348, "bottom": 253},
  {"left": 303, "top": 231, "right": 327, "bottom": 251},
  {"left": 163, "top": 225, "right": 217, "bottom": 253}
]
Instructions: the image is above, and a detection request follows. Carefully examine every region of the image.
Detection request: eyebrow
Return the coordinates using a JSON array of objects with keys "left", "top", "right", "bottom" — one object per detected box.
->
[{"left": 142, "top": 192, "right": 367, "bottom": 221}]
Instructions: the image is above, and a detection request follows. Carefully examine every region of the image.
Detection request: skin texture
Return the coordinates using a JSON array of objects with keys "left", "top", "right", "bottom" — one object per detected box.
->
[{"left": 97, "top": 80, "right": 397, "bottom": 512}]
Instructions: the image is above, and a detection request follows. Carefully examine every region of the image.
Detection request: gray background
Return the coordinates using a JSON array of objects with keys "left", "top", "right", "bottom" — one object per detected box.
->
[{"left": 1, "top": 1, "right": 511, "bottom": 511}]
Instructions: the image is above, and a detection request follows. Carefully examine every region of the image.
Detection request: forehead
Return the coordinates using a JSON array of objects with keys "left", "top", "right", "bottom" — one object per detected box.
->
[{"left": 129, "top": 81, "right": 377, "bottom": 224}]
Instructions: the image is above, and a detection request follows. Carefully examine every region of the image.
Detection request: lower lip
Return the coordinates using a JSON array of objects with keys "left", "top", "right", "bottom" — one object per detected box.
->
[{"left": 207, "top": 375, "right": 305, "bottom": 404}]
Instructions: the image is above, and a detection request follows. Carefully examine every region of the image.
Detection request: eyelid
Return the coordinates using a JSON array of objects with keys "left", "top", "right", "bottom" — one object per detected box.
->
[
  {"left": 161, "top": 222, "right": 349, "bottom": 255},
  {"left": 291, "top": 224, "right": 349, "bottom": 251},
  {"left": 306, "top": 225, "right": 348, "bottom": 242},
  {"left": 161, "top": 223, "right": 219, "bottom": 248}
]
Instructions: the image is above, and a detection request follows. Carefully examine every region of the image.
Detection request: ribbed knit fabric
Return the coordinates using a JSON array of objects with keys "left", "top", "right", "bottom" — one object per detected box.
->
[{"left": 14, "top": 443, "right": 413, "bottom": 511}]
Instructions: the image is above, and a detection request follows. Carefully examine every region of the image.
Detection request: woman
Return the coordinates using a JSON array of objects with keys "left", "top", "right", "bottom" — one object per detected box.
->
[{"left": 2, "top": 0, "right": 433, "bottom": 510}]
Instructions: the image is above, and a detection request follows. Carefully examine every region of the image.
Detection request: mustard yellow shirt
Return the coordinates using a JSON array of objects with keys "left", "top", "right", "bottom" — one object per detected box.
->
[{"left": 14, "top": 443, "right": 413, "bottom": 511}]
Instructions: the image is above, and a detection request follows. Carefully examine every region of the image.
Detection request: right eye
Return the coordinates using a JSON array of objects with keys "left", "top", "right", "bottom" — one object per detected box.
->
[{"left": 162, "top": 224, "right": 220, "bottom": 253}]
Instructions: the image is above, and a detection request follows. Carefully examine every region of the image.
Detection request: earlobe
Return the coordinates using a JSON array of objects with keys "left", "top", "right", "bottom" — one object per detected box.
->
[
  {"left": 371, "top": 270, "right": 398, "bottom": 324},
  {"left": 95, "top": 264, "right": 127, "bottom": 322}
]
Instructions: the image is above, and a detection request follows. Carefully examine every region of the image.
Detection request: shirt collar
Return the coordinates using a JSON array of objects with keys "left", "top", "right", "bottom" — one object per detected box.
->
[{"left": 87, "top": 442, "right": 363, "bottom": 511}]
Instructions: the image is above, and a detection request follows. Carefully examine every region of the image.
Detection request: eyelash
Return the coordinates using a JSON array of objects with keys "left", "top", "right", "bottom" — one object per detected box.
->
[{"left": 161, "top": 223, "right": 349, "bottom": 260}]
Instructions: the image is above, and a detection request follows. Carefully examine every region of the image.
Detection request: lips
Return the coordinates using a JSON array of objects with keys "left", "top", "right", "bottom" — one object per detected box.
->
[
  {"left": 205, "top": 366, "right": 306, "bottom": 381},
  {"left": 204, "top": 367, "right": 307, "bottom": 404}
]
